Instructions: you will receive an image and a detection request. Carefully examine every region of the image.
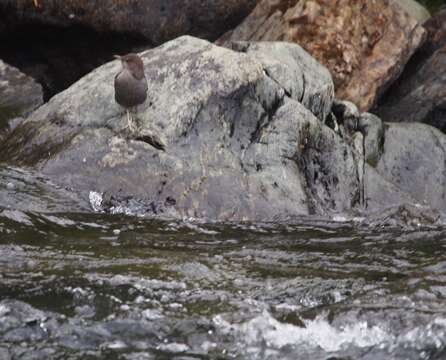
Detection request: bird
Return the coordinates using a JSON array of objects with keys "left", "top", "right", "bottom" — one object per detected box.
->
[{"left": 114, "top": 53, "right": 148, "bottom": 132}]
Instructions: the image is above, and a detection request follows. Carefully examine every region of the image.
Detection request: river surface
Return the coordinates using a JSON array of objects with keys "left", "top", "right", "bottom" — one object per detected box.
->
[{"left": 1, "top": 166, "right": 446, "bottom": 360}]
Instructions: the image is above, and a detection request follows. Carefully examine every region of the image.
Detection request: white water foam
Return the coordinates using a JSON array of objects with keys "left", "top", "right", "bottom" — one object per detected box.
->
[
  {"left": 214, "top": 310, "right": 446, "bottom": 357},
  {"left": 89, "top": 191, "right": 103, "bottom": 212},
  {"left": 214, "top": 310, "right": 388, "bottom": 353}
]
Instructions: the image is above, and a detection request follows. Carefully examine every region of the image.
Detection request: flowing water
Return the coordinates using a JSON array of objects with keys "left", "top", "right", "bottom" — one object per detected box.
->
[{"left": 1, "top": 166, "right": 446, "bottom": 360}]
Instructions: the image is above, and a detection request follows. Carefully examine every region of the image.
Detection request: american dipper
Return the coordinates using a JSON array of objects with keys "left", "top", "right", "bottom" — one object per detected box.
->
[{"left": 114, "top": 53, "right": 148, "bottom": 131}]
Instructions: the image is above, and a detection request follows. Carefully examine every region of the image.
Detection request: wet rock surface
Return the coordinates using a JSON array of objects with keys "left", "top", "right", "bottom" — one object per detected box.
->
[
  {"left": 0, "top": 59, "right": 43, "bottom": 126},
  {"left": 374, "top": 7, "right": 446, "bottom": 131},
  {"left": 365, "top": 203, "right": 440, "bottom": 228},
  {"left": 0, "top": 166, "right": 89, "bottom": 213},
  {"left": 218, "top": 0, "right": 426, "bottom": 112}
]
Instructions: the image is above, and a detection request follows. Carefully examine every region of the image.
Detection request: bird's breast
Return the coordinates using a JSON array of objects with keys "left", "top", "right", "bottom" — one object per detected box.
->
[{"left": 114, "top": 69, "right": 148, "bottom": 108}]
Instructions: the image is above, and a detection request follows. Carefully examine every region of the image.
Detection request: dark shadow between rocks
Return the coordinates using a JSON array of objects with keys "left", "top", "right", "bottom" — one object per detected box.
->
[{"left": 0, "top": 23, "right": 151, "bottom": 101}]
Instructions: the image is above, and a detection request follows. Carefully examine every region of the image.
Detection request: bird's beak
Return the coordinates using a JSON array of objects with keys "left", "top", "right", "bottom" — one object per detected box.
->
[{"left": 113, "top": 55, "right": 121, "bottom": 60}]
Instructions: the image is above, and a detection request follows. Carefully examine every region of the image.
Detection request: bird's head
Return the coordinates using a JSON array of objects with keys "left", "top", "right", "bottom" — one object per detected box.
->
[{"left": 114, "top": 53, "right": 145, "bottom": 80}]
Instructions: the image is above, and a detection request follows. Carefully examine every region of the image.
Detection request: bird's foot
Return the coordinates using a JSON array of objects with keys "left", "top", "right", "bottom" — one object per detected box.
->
[
  {"left": 123, "top": 111, "right": 140, "bottom": 134},
  {"left": 129, "top": 118, "right": 141, "bottom": 133}
]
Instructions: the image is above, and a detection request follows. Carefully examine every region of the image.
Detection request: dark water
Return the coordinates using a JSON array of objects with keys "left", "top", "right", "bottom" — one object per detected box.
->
[{"left": 1, "top": 166, "right": 446, "bottom": 360}]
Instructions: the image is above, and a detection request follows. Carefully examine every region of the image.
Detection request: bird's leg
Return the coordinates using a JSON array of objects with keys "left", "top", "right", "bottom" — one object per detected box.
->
[
  {"left": 126, "top": 109, "right": 135, "bottom": 132},
  {"left": 131, "top": 107, "right": 141, "bottom": 132}
]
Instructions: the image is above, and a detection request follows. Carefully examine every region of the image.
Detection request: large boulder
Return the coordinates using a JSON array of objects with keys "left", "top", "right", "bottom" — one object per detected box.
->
[
  {"left": 421, "top": 6, "right": 446, "bottom": 55},
  {"left": 396, "top": 0, "right": 430, "bottom": 23},
  {"left": 375, "top": 122, "right": 446, "bottom": 213},
  {"left": 2, "top": 36, "right": 445, "bottom": 221},
  {"left": 0, "top": 36, "right": 370, "bottom": 221},
  {"left": 217, "top": 0, "right": 426, "bottom": 112},
  {"left": 224, "top": 41, "right": 334, "bottom": 122},
  {"left": 0, "top": 0, "right": 257, "bottom": 45},
  {"left": 0, "top": 59, "right": 43, "bottom": 128},
  {"left": 374, "top": 8, "right": 446, "bottom": 131}
]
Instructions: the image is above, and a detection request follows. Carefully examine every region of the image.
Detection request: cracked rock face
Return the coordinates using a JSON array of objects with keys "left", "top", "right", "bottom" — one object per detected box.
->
[{"left": 0, "top": 36, "right": 372, "bottom": 221}]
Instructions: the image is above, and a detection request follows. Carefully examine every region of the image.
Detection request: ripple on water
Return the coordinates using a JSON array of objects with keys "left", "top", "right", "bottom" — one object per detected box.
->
[{"left": 1, "top": 191, "right": 446, "bottom": 359}]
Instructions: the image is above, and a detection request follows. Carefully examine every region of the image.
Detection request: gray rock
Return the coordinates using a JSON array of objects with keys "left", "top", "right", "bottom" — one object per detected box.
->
[
  {"left": 0, "top": 348, "right": 10, "bottom": 360},
  {"left": 376, "top": 122, "right": 446, "bottom": 213},
  {"left": 225, "top": 41, "right": 304, "bottom": 103},
  {"left": 2, "top": 35, "right": 446, "bottom": 222},
  {"left": 358, "top": 113, "right": 384, "bottom": 167},
  {"left": 352, "top": 132, "right": 365, "bottom": 207},
  {"left": 374, "top": 9, "right": 446, "bottom": 132},
  {"left": 395, "top": 0, "right": 431, "bottom": 23},
  {"left": 225, "top": 41, "right": 335, "bottom": 122},
  {"left": 366, "top": 203, "right": 440, "bottom": 228},
  {"left": 375, "top": 44, "right": 446, "bottom": 132},
  {"left": 324, "top": 112, "right": 340, "bottom": 134},
  {"left": 325, "top": 116, "right": 420, "bottom": 214},
  {"left": 332, "top": 99, "right": 360, "bottom": 133},
  {"left": 0, "top": 36, "right": 356, "bottom": 221},
  {"left": 333, "top": 105, "right": 384, "bottom": 168},
  {"left": 0, "top": 300, "right": 47, "bottom": 337},
  {"left": 292, "top": 108, "right": 360, "bottom": 215},
  {"left": 0, "top": 59, "right": 43, "bottom": 127},
  {"left": 364, "top": 164, "right": 418, "bottom": 212}
]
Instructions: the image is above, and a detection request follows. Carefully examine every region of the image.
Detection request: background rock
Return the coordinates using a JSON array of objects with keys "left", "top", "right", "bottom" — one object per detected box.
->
[
  {"left": 376, "top": 122, "right": 446, "bottom": 213},
  {"left": 332, "top": 99, "right": 360, "bottom": 134},
  {"left": 0, "top": 0, "right": 258, "bottom": 101},
  {"left": 218, "top": 0, "right": 426, "bottom": 112},
  {"left": 396, "top": 0, "right": 431, "bottom": 22},
  {"left": 0, "top": 59, "right": 43, "bottom": 127},
  {"left": 374, "top": 7, "right": 446, "bottom": 131},
  {"left": 364, "top": 164, "right": 419, "bottom": 212},
  {"left": 0, "top": 0, "right": 257, "bottom": 45},
  {"left": 421, "top": 6, "right": 446, "bottom": 54}
]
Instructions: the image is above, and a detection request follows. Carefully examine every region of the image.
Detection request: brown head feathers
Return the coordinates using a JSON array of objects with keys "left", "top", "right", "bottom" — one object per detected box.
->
[{"left": 115, "top": 53, "right": 145, "bottom": 80}]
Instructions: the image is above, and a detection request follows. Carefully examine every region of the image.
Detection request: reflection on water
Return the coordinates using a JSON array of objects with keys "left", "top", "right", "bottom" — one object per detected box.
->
[{"left": 1, "top": 166, "right": 446, "bottom": 359}]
